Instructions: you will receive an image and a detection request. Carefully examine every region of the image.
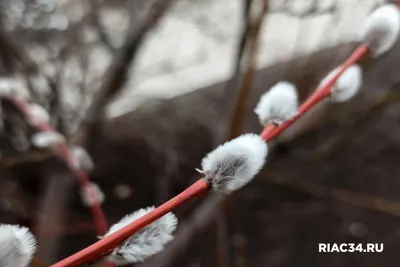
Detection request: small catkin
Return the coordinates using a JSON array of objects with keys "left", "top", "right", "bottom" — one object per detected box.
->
[
  {"left": 200, "top": 134, "right": 268, "bottom": 194},
  {"left": 28, "top": 104, "right": 50, "bottom": 126},
  {"left": 359, "top": 4, "right": 400, "bottom": 57},
  {"left": 0, "top": 224, "right": 36, "bottom": 267},
  {"left": 105, "top": 207, "right": 177, "bottom": 265},
  {"left": 71, "top": 146, "right": 94, "bottom": 171},
  {"left": 31, "top": 131, "right": 65, "bottom": 148},
  {"left": 320, "top": 65, "right": 363, "bottom": 102},
  {"left": 254, "top": 81, "right": 298, "bottom": 126}
]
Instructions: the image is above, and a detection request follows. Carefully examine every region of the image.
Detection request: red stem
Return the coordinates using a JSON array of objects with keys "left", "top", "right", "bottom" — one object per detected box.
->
[
  {"left": 261, "top": 44, "right": 369, "bottom": 142},
  {"left": 9, "top": 97, "right": 109, "bottom": 234},
  {"left": 51, "top": 43, "right": 370, "bottom": 267},
  {"left": 50, "top": 179, "right": 210, "bottom": 267}
]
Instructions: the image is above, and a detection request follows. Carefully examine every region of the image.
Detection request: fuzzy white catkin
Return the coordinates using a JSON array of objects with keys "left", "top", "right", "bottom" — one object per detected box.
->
[
  {"left": 320, "top": 65, "right": 363, "bottom": 102},
  {"left": 0, "top": 80, "right": 13, "bottom": 97},
  {"left": 31, "top": 131, "right": 65, "bottom": 148},
  {"left": 71, "top": 146, "right": 94, "bottom": 171},
  {"left": 359, "top": 4, "right": 400, "bottom": 57},
  {"left": 0, "top": 224, "right": 36, "bottom": 267},
  {"left": 200, "top": 134, "right": 268, "bottom": 194},
  {"left": 105, "top": 207, "right": 177, "bottom": 265},
  {"left": 81, "top": 182, "right": 105, "bottom": 207},
  {"left": 254, "top": 81, "right": 298, "bottom": 126},
  {"left": 28, "top": 103, "right": 50, "bottom": 126}
]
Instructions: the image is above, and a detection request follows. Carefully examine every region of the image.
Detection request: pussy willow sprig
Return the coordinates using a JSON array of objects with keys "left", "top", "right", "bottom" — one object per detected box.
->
[
  {"left": 4, "top": 96, "right": 109, "bottom": 235},
  {"left": 262, "top": 3, "right": 400, "bottom": 140},
  {"left": 50, "top": 3, "right": 400, "bottom": 267}
]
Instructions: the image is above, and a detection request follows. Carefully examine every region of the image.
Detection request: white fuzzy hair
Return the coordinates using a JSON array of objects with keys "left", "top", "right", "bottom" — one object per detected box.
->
[
  {"left": 0, "top": 79, "right": 13, "bottom": 97},
  {"left": 286, "top": 0, "right": 315, "bottom": 16},
  {"left": 71, "top": 146, "right": 94, "bottom": 171},
  {"left": 81, "top": 182, "right": 105, "bottom": 207},
  {"left": 28, "top": 104, "right": 50, "bottom": 126},
  {"left": 0, "top": 224, "right": 36, "bottom": 267},
  {"left": 320, "top": 65, "right": 363, "bottom": 102},
  {"left": 359, "top": 4, "right": 400, "bottom": 57},
  {"left": 31, "top": 131, "right": 65, "bottom": 148},
  {"left": 254, "top": 81, "right": 298, "bottom": 126},
  {"left": 105, "top": 207, "right": 177, "bottom": 265},
  {"left": 200, "top": 134, "right": 268, "bottom": 194},
  {"left": 269, "top": 0, "right": 286, "bottom": 12}
]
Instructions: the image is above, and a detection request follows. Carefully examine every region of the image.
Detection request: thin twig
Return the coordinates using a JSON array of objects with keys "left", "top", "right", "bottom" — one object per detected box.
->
[
  {"left": 216, "top": 1, "right": 269, "bottom": 266},
  {"left": 228, "top": 0, "right": 269, "bottom": 139},
  {"left": 213, "top": 1, "right": 254, "bottom": 266},
  {"left": 262, "top": 172, "right": 400, "bottom": 218},
  {"left": 311, "top": 86, "right": 400, "bottom": 160},
  {"left": 0, "top": 29, "right": 37, "bottom": 73},
  {"left": 0, "top": 28, "right": 39, "bottom": 100},
  {"left": 31, "top": 256, "right": 48, "bottom": 267},
  {"left": 36, "top": 171, "right": 73, "bottom": 263},
  {"left": 88, "top": 0, "right": 116, "bottom": 54},
  {"left": 71, "top": 0, "right": 175, "bottom": 146},
  {"left": 217, "top": 0, "right": 253, "bottom": 139},
  {"left": 0, "top": 150, "right": 56, "bottom": 167}
]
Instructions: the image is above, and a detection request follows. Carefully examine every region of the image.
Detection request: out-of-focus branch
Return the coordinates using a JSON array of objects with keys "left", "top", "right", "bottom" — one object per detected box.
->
[
  {"left": 219, "top": 1, "right": 269, "bottom": 265},
  {"left": 47, "top": 70, "right": 64, "bottom": 134},
  {"left": 31, "top": 256, "right": 48, "bottom": 267},
  {"left": 214, "top": 1, "right": 269, "bottom": 266},
  {"left": 88, "top": 0, "right": 116, "bottom": 54},
  {"left": 263, "top": 172, "right": 400, "bottom": 218},
  {"left": 0, "top": 29, "right": 37, "bottom": 73},
  {"left": 227, "top": 0, "right": 269, "bottom": 139},
  {"left": 217, "top": 0, "right": 253, "bottom": 140},
  {"left": 0, "top": 150, "right": 56, "bottom": 167},
  {"left": 0, "top": 28, "right": 40, "bottom": 100},
  {"left": 71, "top": 0, "right": 175, "bottom": 146},
  {"left": 213, "top": 1, "right": 254, "bottom": 266},
  {"left": 36, "top": 171, "right": 74, "bottom": 263},
  {"left": 311, "top": 85, "right": 400, "bottom": 160}
]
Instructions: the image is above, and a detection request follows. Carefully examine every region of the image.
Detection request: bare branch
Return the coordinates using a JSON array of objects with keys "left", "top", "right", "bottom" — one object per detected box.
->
[
  {"left": 72, "top": 0, "right": 175, "bottom": 146},
  {"left": 0, "top": 29, "right": 37, "bottom": 73},
  {"left": 217, "top": 0, "right": 253, "bottom": 141},
  {"left": 88, "top": 0, "right": 116, "bottom": 54},
  {"left": 227, "top": 0, "right": 269, "bottom": 139},
  {"left": 262, "top": 171, "right": 400, "bottom": 218},
  {"left": 35, "top": 170, "right": 74, "bottom": 263},
  {"left": 0, "top": 28, "right": 40, "bottom": 100}
]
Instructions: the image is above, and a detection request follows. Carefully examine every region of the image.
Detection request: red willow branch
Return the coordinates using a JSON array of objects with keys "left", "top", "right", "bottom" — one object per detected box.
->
[
  {"left": 261, "top": 44, "right": 369, "bottom": 141},
  {"left": 1, "top": 0, "right": 175, "bottom": 265},
  {"left": 50, "top": 41, "right": 371, "bottom": 267},
  {"left": 51, "top": 180, "right": 209, "bottom": 267},
  {"left": 52, "top": 3, "right": 400, "bottom": 266},
  {"left": 9, "top": 97, "right": 109, "bottom": 235}
]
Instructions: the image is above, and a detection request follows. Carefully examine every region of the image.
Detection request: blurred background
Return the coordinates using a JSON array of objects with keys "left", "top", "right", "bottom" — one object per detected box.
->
[{"left": 1, "top": 0, "right": 400, "bottom": 266}]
